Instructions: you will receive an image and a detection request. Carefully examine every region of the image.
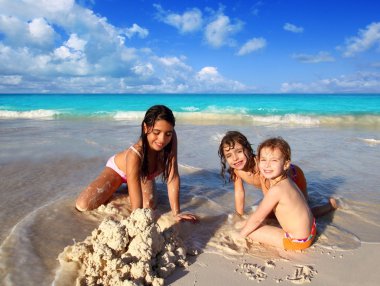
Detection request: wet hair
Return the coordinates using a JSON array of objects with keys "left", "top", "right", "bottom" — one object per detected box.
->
[
  {"left": 140, "top": 105, "right": 175, "bottom": 183},
  {"left": 257, "top": 137, "right": 291, "bottom": 163},
  {"left": 218, "top": 131, "right": 256, "bottom": 183}
]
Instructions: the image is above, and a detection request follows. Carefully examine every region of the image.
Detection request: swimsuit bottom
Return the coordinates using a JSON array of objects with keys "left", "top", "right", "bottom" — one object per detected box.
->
[
  {"left": 283, "top": 218, "right": 316, "bottom": 251},
  {"left": 106, "top": 155, "right": 127, "bottom": 182}
]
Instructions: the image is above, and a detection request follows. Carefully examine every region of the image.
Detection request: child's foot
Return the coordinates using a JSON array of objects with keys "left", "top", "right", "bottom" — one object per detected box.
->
[{"left": 329, "top": 197, "right": 339, "bottom": 210}]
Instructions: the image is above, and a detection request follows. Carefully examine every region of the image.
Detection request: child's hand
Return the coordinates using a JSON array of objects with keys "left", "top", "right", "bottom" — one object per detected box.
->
[
  {"left": 230, "top": 228, "right": 248, "bottom": 248},
  {"left": 234, "top": 220, "right": 246, "bottom": 230},
  {"left": 175, "top": 212, "right": 199, "bottom": 223}
]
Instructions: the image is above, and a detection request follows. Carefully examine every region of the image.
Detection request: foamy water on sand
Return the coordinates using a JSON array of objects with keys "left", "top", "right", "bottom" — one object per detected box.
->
[{"left": 0, "top": 118, "right": 379, "bottom": 285}]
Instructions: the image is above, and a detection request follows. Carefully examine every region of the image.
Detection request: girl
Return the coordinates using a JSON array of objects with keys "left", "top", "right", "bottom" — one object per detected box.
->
[
  {"left": 218, "top": 131, "right": 337, "bottom": 217},
  {"left": 238, "top": 137, "right": 316, "bottom": 250},
  {"left": 75, "top": 105, "right": 198, "bottom": 223}
]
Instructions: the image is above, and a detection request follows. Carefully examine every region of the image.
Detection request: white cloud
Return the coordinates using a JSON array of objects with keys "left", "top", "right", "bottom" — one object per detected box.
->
[
  {"left": 155, "top": 56, "right": 191, "bottom": 70},
  {"left": 154, "top": 4, "right": 202, "bottom": 33},
  {"left": 53, "top": 34, "right": 87, "bottom": 62},
  {"left": 132, "top": 63, "right": 154, "bottom": 76},
  {"left": 197, "top": 66, "right": 219, "bottom": 80},
  {"left": 281, "top": 72, "right": 380, "bottom": 93},
  {"left": 237, "top": 37, "right": 266, "bottom": 56},
  {"left": 205, "top": 14, "right": 243, "bottom": 48},
  {"left": 283, "top": 23, "right": 304, "bottom": 33},
  {"left": 292, "top": 51, "right": 335, "bottom": 63},
  {"left": 24, "top": 0, "right": 74, "bottom": 13},
  {"left": 194, "top": 66, "right": 247, "bottom": 92},
  {"left": 343, "top": 22, "right": 380, "bottom": 57},
  {"left": 0, "top": 75, "right": 22, "bottom": 85},
  {"left": 123, "top": 23, "right": 149, "bottom": 39},
  {"left": 66, "top": 33, "right": 87, "bottom": 51},
  {"left": 0, "top": 15, "right": 28, "bottom": 45},
  {"left": 0, "top": 0, "right": 248, "bottom": 93},
  {"left": 28, "top": 18, "right": 54, "bottom": 45}
]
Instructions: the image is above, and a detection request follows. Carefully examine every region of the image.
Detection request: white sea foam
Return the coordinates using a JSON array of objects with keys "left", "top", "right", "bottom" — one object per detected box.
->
[
  {"left": 181, "top": 106, "right": 200, "bottom": 112},
  {"left": 0, "top": 109, "right": 59, "bottom": 119},
  {"left": 204, "top": 105, "right": 249, "bottom": 114},
  {"left": 358, "top": 138, "right": 380, "bottom": 145},
  {"left": 251, "top": 114, "right": 321, "bottom": 126},
  {"left": 113, "top": 111, "right": 145, "bottom": 120}
]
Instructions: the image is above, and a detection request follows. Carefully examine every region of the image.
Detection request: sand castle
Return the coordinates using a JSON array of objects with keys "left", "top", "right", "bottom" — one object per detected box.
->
[{"left": 57, "top": 208, "right": 188, "bottom": 286}]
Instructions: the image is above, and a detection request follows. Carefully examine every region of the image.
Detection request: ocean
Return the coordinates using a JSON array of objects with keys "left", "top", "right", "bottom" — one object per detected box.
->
[
  {"left": 1, "top": 93, "right": 380, "bottom": 127},
  {"left": 1, "top": 93, "right": 380, "bottom": 285}
]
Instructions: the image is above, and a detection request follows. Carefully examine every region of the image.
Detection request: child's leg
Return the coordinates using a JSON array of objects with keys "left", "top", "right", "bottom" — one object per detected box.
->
[
  {"left": 246, "top": 224, "right": 284, "bottom": 249},
  {"left": 311, "top": 197, "right": 338, "bottom": 218},
  {"left": 75, "top": 167, "right": 123, "bottom": 211},
  {"left": 141, "top": 179, "right": 157, "bottom": 209}
]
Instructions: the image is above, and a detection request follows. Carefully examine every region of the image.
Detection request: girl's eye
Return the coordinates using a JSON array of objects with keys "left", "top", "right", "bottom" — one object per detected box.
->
[
  {"left": 153, "top": 130, "right": 160, "bottom": 135},
  {"left": 165, "top": 132, "right": 173, "bottom": 137}
]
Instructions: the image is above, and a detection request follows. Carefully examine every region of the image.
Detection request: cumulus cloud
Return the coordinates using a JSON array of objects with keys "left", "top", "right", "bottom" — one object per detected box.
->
[
  {"left": 154, "top": 4, "right": 202, "bottom": 33},
  {"left": 194, "top": 66, "right": 247, "bottom": 92},
  {"left": 132, "top": 63, "right": 154, "bottom": 77},
  {"left": 0, "top": 0, "right": 250, "bottom": 93},
  {"left": 123, "top": 23, "right": 149, "bottom": 39},
  {"left": 283, "top": 23, "right": 304, "bottom": 33},
  {"left": 281, "top": 72, "right": 380, "bottom": 93},
  {"left": 204, "top": 14, "right": 243, "bottom": 48},
  {"left": 196, "top": 66, "right": 219, "bottom": 80},
  {"left": 342, "top": 22, "right": 380, "bottom": 57},
  {"left": 28, "top": 18, "right": 55, "bottom": 45},
  {"left": 237, "top": 37, "right": 266, "bottom": 56},
  {"left": 292, "top": 51, "right": 335, "bottom": 63}
]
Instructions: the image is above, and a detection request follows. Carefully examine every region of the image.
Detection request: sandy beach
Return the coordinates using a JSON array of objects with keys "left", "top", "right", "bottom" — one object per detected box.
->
[{"left": 1, "top": 118, "right": 380, "bottom": 285}]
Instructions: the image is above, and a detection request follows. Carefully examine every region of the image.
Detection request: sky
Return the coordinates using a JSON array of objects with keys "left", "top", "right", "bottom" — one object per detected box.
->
[{"left": 0, "top": 0, "right": 380, "bottom": 94}]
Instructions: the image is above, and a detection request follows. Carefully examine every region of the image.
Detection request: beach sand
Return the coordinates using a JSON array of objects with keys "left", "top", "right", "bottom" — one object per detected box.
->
[{"left": 1, "top": 119, "right": 380, "bottom": 285}]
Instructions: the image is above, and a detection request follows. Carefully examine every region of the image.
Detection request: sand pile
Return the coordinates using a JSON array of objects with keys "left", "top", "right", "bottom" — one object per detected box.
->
[{"left": 57, "top": 208, "right": 187, "bottom": 286}]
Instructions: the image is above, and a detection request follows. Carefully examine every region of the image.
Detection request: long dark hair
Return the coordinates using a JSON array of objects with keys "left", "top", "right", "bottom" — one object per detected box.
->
[
  {"left": 140, "top": 105, "right": 175, "bottom": 183},
  {"left": 218, "top": 131, "right": 256, "bottom": 183}
]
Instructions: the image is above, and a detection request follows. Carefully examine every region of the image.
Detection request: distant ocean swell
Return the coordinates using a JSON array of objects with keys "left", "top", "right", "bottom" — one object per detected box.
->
[{"left": 1, "top": 109, "right": 380, "bottom": 128}]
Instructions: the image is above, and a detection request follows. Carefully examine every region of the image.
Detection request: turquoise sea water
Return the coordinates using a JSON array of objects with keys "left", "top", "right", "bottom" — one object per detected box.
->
[{"left": 1, "top": 93, "right": 380, "bottom": 127}]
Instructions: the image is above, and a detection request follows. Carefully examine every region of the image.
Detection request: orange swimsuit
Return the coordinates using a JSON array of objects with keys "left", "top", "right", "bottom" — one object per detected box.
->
[{"left": 283, "top": 218, "right": 316, "bottom": 250}]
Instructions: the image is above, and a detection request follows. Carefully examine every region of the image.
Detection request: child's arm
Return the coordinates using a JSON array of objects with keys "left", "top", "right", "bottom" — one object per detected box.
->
[
  {"left": 167, "top": 131, "right": 198, "bottom": 222},
  {"left": 125, "top": 150, "right": 144, "bottom": 210},
  {"left": 239, "top": 186, "right": 280, "bottom": 237},
  {"left": 234, "top": 175, "right": 245, "bottom": 216}
]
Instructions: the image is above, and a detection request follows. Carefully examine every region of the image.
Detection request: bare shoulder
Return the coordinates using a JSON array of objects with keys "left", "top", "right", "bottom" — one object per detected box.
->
[
  {"left": 125, "top": 143, "right": 143, "bottom": 163},
  {"left": 266, "top": 184, "right": 283, "bottom": 197}
]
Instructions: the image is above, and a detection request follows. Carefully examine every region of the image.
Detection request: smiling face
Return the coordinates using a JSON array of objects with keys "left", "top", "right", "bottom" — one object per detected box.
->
[
  {"left": 144, "top": 119, "right": 174, "bottom": 151},
  {"left": 223, "top": 142, "right": 248, "bottom": 170},
  {"left": 258, "top": 146, "right": 290, "bottom": 180}
]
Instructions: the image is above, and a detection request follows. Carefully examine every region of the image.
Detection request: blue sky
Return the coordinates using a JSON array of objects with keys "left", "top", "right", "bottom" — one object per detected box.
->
[{"left": 0, "top": 0, "right": 380, "bottom": 93}]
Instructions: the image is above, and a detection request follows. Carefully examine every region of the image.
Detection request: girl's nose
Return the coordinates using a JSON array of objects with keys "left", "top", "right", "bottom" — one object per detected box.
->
[{"left": 158, "top": 133, "right": 165, "bottom": 143}]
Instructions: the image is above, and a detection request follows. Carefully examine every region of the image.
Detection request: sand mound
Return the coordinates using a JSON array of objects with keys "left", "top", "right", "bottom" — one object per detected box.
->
[{"left": 57, "top": 208, "right": 187, "bottom": 286}]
